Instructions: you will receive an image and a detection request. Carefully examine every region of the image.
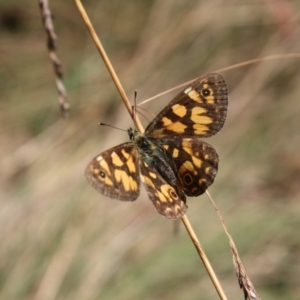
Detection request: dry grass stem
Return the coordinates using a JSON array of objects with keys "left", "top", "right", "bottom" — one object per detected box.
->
[
  {"left": 181, "top": 215, "right": 228, "bottom": 300},
  {"left": 216, "top": 53, "right": 300, "bottom": 74},
  {"left": 74, "top": 0, "right": 144, "bottom": 132},
  {"left": 139, "top": 53, "right": 300, "bottom": 106},
  {"left": 75, "top": 0, "right": 227, "bottom": 299},
  {"left": 38, "top": 0, "right": 70, "bottom": 117}
]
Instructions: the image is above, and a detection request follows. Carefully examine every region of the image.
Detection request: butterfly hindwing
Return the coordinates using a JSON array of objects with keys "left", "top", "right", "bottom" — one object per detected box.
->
[
  {"left": 139, "top": 160, "right": 187, "bottom": 219},
  {"left": 146, "top": 73, "right": 228, "bottom": 139},
  {"left": 85, "top": 143, "right": 140, "bottom": 201},
  {"left": 158, "top": 137, "right": 219, "bottom": 197}
]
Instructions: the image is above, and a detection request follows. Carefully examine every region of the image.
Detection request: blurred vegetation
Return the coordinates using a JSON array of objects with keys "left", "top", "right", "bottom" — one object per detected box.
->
[{"left": 0, "top": 0, "right": 300, "bottom": 299}]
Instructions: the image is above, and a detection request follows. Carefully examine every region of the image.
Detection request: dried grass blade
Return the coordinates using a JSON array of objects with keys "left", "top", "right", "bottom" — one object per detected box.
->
[
  {"left": 38, "top": 0, "right": 70, "bottom": 117},
  {"left": 206, "top": 191, "right": 260, "bottom": 300}
]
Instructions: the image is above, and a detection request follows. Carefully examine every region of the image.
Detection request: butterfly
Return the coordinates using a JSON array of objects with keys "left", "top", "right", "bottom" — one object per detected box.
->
[{"left": 85, "top": 73, "right": 228, "bottom": 219}]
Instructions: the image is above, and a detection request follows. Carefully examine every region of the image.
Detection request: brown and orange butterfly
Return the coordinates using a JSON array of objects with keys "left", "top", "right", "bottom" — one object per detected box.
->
[{"left": 85, "top": 73, "right": 228, "bottom": 219}]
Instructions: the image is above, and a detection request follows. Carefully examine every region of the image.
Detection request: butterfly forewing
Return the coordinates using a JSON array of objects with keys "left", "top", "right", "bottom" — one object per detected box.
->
[
  {"left": 85, "top": 143, "right": 140, "bottom": 201},
  {"left": 146, "top": 73, "right": 228, "bottom": 139}
]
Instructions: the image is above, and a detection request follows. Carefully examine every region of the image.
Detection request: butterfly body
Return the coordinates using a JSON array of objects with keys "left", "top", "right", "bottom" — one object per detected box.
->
[
  {"left": 134, "top": 131, "right": 180, "bottom": 187},
  {"left": 86, "top": 73, "right": 228, "bottom": 219}
]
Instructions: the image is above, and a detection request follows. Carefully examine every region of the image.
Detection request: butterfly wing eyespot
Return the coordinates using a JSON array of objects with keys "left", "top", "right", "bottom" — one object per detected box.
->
[
  {"left": 182, "top": 173, "right": 193, "bottom": 186},
  {"left": 85, "top": 143, "right": 141, "bottom": 201},
  {"left": 202, "top": 88, "right": 211, "bottom": 96},
  {"left": 99, "top": 171, "right": 106, "bottom": 178},
  {"left": 169, "top": 189, "right": 178, "bottom": 199}
]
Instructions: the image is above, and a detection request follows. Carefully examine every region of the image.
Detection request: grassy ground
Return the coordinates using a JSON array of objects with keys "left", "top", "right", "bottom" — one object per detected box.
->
[{"left": 1, "top": 0, "right": 300, "bottom": 299}]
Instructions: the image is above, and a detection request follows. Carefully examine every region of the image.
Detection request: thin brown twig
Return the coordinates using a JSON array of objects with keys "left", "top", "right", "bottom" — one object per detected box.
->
[
  {"left": 74, "top": 0, "right": 227, "bottom": 299},
  {"left": 38, "top": 0, "right": 70, "bottom": 117},
  {"left": 139, "top": 53, "right": 300, "bottom": 106}
]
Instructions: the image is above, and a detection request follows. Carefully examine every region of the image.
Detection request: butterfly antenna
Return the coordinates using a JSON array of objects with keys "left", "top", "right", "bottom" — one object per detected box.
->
[
  {"left": 134, "top": 106, "right": 153, "bottom": 124},
  {"left": 136, "top": 106, "right": 156, "bottom": 119},
  {"left": 132, "top": 90, "right": 156, "bottom": 128},
  {"left": 131, "top": 90, "right": 138, "bottom": 129},
  {"left": 99, "top": 122, "right": 127, "bottom": 132}
]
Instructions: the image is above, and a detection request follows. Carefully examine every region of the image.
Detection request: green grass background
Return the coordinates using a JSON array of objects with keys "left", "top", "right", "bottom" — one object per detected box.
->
[{"left": 1, "top": 0, "right": 300, "bottom": 299}]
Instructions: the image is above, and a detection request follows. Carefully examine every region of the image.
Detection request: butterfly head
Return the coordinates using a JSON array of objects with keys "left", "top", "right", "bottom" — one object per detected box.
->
[{"left": 127, "top": 127, "right": 139, "bottom": 141}]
